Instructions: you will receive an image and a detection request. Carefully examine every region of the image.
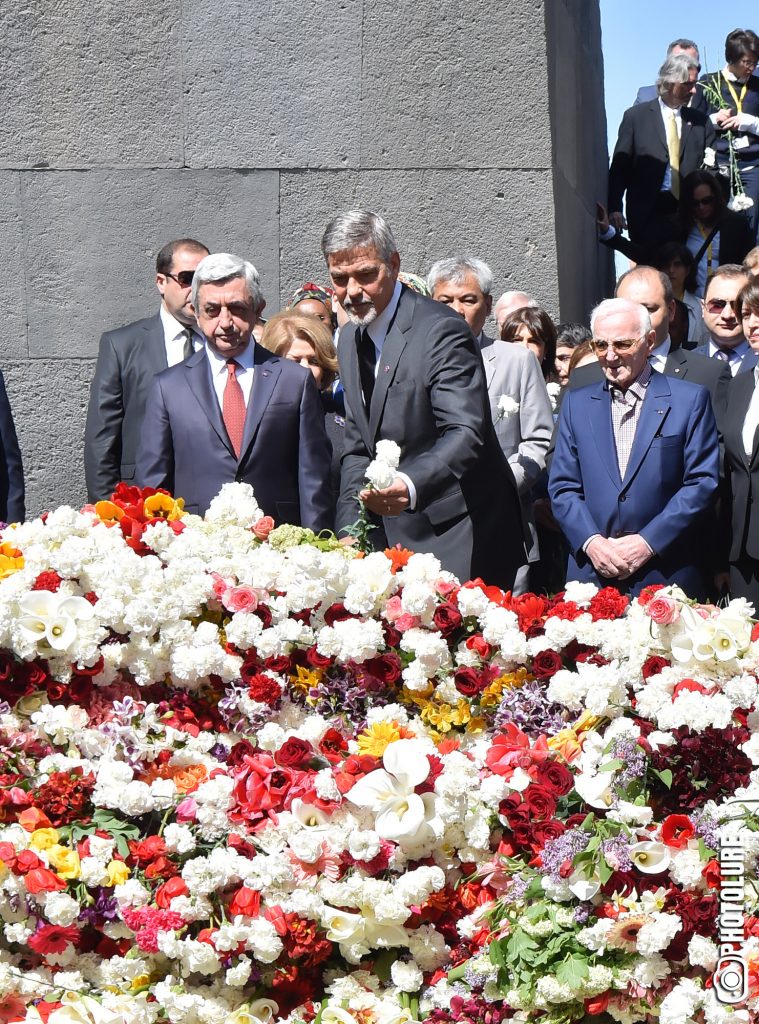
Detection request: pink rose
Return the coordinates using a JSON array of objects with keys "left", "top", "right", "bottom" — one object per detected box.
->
[
  {"left": 383, "top": 595, "right": 404, "bottom": 622},
  {"left": 648, "top": 595, "right": 679, "bottom": 625},
  {"left": 223, "top": 585, "right": 258, "bottom": 613},
  {"left": 252, "top": 515, "right": 275, "bottom": 541},
  {"left": 175, "top": 797, "right": 197, "bottom": 822},
  {"left": 395, "top": 613, "right": 420, "bottom": 632},
  {"left": 210, "top": 572, "right": 229, "bottom": 600}
]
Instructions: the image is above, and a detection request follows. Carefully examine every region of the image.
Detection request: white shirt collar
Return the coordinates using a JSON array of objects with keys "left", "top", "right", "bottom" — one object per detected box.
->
[
  {"left": 723, "top": 65, "right": 746, "bottom": 84},
  {"left": 709, "top": 337, "right": 750, "bottom": 359},
  {"left": 364, "top": 280, "right": 403, "bottom": 348},
  {"left": 205, "top": 338, "right": 256, "bottom": 372},
  {"left": 649, "top": 336, "right": 671, "bottom": 369},
  {"left": 658, "top": 96, "right": 682, "bottom": 118}
]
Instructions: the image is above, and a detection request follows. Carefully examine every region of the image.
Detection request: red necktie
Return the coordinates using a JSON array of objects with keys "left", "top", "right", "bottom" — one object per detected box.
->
[{"left": 223, "top": 359, "right": 246, "bottom": 458}]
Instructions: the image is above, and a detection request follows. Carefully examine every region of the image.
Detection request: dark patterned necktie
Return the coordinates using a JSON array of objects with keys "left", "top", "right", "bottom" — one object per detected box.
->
[
  {"left": 182, "top": 328, "right": 194, "bottom": 361},
  {"left": 357, "top": 327, "right": 377, "bottom": 407}
]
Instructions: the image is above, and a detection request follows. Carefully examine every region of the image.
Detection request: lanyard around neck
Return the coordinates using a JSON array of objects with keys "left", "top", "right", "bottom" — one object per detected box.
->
[{"left": 725, "top": 77, "right": 748, "bottom": 114}]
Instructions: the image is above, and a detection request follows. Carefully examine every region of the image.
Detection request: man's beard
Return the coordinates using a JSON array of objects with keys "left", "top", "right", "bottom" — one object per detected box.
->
[{"left": 343, "top": 301, "right": 378, "bottom": 327}]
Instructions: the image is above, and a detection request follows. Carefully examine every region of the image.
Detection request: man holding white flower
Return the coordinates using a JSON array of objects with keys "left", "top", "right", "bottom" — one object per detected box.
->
[{"left": 322, "top": 210, "right": 527, "bottom": 587}]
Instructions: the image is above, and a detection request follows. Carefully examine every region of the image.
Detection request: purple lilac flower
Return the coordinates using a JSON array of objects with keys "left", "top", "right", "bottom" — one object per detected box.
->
[
  {"left": 494, "top": 679, "right": 568, "bottom": 737},
  {"left": 574, "top": 903, "right": 591, "bottom": 923},
  {"left": 601, "top": 834, "right": 633, "bottom": 872},
  {"left": 0, "top": 700, "right": 10, "bottom": 716},
  {"left": 610, "top": 737, "right": 646, "bottom": 787},
  {"left": 692, "top": 810, "right": 720, "bottom": 850},
  {"left": 506, "top": 874, "right": 530, "bottom": 902},
  {"left": 540, "top": 828, "right": 590, "bottom": 879}
]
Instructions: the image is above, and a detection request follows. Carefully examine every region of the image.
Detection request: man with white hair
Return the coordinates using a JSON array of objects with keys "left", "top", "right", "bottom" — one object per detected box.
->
[
  {"left": 428, "top": 255, "right": 552, "bottom": 591},
  {"left": 609, "top": 54, "right": 715, "bottom": 246},
  {"left": 549, "top": 296, "right": 719, "bottom": 597},
  {"left": 493, "top": 290, "right": 537, "bottom": 336},
  {"left": 136, "top": 253, "right": 332, "bottom": 526},
  {"left": 635, "top": 38, "right": 701, "bottom": 105},
  {"left": 322, "top": 210, "right": 527, "bottom": 587}
]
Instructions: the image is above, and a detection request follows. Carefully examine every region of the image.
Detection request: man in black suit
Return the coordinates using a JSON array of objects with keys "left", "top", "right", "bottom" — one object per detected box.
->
[
  {"left": 609, "top": 54, "right": 715, "bottom": 247},
  {"left": 634, "top": 39, "right": 700, "bottom": 105},
  {"left": 323, "top": 210, "right": 526, "bottom": 587},
  {"left": 84, "top": 237, "right": 210, "bottom": 502},
  {"left": 0, "top": 370, "right": 24, "bottom": 524},
  {"left": 569, "top": 267, "right": 730, "bottom": 425}
]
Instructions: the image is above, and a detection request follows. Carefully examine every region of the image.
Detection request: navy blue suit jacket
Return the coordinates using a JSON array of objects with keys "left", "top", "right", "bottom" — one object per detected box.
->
[
  {"left": 0, "top": 370, "right": 24, "bottom": 523},
  {"left": 549, "top": 371, "right": 719, "bottom": 596},
  {"left": 136, "top": 342, "right": 332, "bottom": 528}
]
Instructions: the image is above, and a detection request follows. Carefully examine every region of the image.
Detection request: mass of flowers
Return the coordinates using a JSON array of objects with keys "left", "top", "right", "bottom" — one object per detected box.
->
[{"left": 0, "top": 482, "right": 757, "bottom": 1024}]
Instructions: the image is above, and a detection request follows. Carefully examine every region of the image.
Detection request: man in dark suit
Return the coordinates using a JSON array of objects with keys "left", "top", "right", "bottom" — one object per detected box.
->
[
  {"left": 0, "top": 370, "right": 24, "bottom": 524},
  {"left": 550, "top": 298, "right": 719, "bottom": 597},
  {"left": 693, "top": 265, "right": 756, "bottom": 376},
  {"left": 634, "top": 39, "right": 700, "bottom": 105},
  {"left": 322, "top": 210, "right": 526, "bottom": 587},
  {"left": 85, "top": 238, "right": 210, "bottom": 502},
  {"left": 609, "top": 54, "right": 715, "bottom": 247},
  {"left": 136, "top": 253, "right": 332, "bottom": 526},
  {"left": 569, "top": 267, "right": 730, "bottom": 425}
]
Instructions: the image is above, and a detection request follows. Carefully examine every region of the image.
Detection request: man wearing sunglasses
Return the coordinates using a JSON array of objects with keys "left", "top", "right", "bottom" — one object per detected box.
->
[
  {"left": 550, "top": 297, "right": 719, "bottom": 598},
  {"left": 85, "top": 237, "right": 210, "bottom": 502},
  {"left": 693, "top": 265, "right": 754, "bottom": 376}
]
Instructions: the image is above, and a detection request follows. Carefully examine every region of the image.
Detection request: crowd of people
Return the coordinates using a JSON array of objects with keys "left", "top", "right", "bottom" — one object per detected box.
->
[{"left": 3, "top": 26, "right": 759, "bottom": 603}]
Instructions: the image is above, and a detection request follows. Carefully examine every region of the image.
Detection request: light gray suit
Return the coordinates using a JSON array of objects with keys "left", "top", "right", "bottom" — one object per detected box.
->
[{"left": 480, "top": 335, "right": 554, "bottom": 562}]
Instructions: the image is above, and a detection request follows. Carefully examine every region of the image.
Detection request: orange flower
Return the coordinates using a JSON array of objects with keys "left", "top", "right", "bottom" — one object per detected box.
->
[
  {"left": 384, "top": 544, "right": 414, "bottom": 573},
  {"left": 18, "top": 807, "right": 53, "bottom": 832},
  {"left": 172, "top": 764, "right": 208, "bottom": 794},
  {"left": 0, "top": 541, "right": 23, "bottom": 579},
  {"left": 93, "top": 500, "right": 124, "bottom": 525}
]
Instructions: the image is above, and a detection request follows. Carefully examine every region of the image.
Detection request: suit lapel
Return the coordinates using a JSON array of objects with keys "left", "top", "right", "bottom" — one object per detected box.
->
[
  {"left": 481, "top": 341, "right": 496, "bottom": 388},
  {"left": 664, "top": 349, "right": 687, "bottom": 381},
  {"left": 679, "top": 108, "right": 693, "bottom": 161},
  {"left": 239, "top": 347, "right": 281, "bottom": 462},
  {"left": 144, "top": 313, "right": 169, "bottom": 374},
  {"left": 185, "top": 350, "right": 234, "bottom": 456},
  {"left": 621, "top": 373, "right": 671, "bottom": 487},
  {"left": 589, "top": 386, "right": 622, "bottom": 488},
  {"left": 651, "top": 100, "right": 667, "bottom": 157},
  {"left": 367, "top": 292, "right": 410, "bottom": 440}
]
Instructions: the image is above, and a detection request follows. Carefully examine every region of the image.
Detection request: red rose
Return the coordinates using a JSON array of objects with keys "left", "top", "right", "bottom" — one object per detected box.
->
[
  {"left": 529, "top": 819, "right": 567, "bottom": 848},
  {"left": 229, "top": 885, "right": 261, "bottom": 917},
  {"left": 454, "top": 667, "right": 485, "bottom": 697},
  {"left": 363, "top": 654, "right": 402, "bottom": 685},
  {"left": 155, "top": 876, "right": 189, "bottom": 909},
  {"left": 275, "top": 737, "right": 314, "bottom": 769},
  {"left": 324, "top": 602, "right": 354, "bottom": 626},
  {"left": 465, "top": 634, "right": 492, "bottom": 659},
  {"left": 531, "top": 649, "right": 563, "bottom": 679},
  {"left": 642, "top": 654, "right": 670, "bottom": 680},
  {"left": 432, "top": 602, "right": 463, "bottom": 637},
  {"left": 521, "top": 784, "right": 557, "bottom": 821},
  {"left": 306, "top": 646, "right": 332, "bottom": 669},
  {"left": 533, "top": 759, "right": 574, "bottom": 796},
  {"left": 128, "top": 836, "right": 167, "bottom": 865}
]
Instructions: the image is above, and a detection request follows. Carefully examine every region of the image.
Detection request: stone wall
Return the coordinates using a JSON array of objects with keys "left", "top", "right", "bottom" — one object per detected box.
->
[{"left": 2, "top": 0, "right": 610, "bottom": 517}]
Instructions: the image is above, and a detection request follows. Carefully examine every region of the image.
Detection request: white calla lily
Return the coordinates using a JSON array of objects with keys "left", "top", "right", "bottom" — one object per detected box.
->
[
  {"left": 17, "top": 591, "right": 95, "bottom": 653},
  {"left": 323, "top": 906, "right": 365, "bottom": 943},
  {"left": 629, "top": 840, "right": 671, "bottom": 874}
]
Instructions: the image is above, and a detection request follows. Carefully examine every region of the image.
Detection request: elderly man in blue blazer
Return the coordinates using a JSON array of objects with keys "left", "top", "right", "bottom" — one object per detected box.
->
[
  {"left": 549, "top": 297, "right": 719, "bottom": 598},
  {"left": 136, "top": 253, "right": 332, "bottom": 527}
]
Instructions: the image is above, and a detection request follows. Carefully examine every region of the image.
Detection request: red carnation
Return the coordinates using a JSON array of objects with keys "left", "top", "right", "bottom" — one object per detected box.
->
[
  {"left": 31, "top": 571, "right": 63, "bottom": 592},
  {"left": 229, "top": 885, "right": 261, "bottom": 917},
  {"left": 128, "top": 836, "right": 167, "bottom": 866},
  {"left": 155, "top": 876, "right": 190, "bottom": 909},
  {"left": 245, "top": 672, "right": 282, "bottom": 706},
  {"left": 588, "top": 587, "right": 629, "bottom": 620}
]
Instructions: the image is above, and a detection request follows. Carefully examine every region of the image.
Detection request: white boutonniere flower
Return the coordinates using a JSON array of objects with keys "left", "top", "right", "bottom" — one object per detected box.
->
[
  {"left": 703, "top": 147, "right": 716, "bottom": 168},
  {"left": 546, "top": 381, "right": 561, "bottom": 412}
]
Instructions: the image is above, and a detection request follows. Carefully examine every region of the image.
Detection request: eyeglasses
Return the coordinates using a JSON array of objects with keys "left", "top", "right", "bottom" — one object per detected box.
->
[
  {"left": 165, "top": 270, "right": 195, "bottom": 288},
  {"left": 590, "top": 336, "right": 643, "bottom": 355},
  {"left": 737, "top": 57, "right": 758, "bottom": 69},
  {"left": 705, "top": 298, "right": 737, "bottom": 314}
]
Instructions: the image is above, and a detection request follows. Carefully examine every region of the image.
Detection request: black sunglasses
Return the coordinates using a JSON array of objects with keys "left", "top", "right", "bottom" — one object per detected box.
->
[{"left": 165, "top": 270, "right": 195, "bottom": 288}]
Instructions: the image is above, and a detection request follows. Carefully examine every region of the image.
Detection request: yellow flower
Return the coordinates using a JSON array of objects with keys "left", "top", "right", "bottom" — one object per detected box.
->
[
  {"left": 46, "top": 845, "right": 80, "bottom": 879},
  {"left": 93, "top": 500, "right": 124, "bottom": 524},
  {"left": 0, "top": 541, "right": 24, "bottom": 579},
  {"left": 291, "top": 664, "right": 322, "bottom": 696},
  {"left": 420, "top": 699, "right": 471, "bottom": 733},
  {"left": 106, "top": 860, "right": 130, "bottom": 886},
  {"left": 129, "top": 973, "right": 152, "bottom": 992},
  {"left": 466, "top": 715, "right": 486, "bottom": 734},
  {"left": 0, "top": 860, "right": 8, "bottom": 883},
  {"left": 143, "top": 492, "right": 185, "bottom": 521},
  {"left": 357, "top": 721, "right": 401, "bottom": 757},
  {"left": 29, "top": 827, "right": 61, "bottom": 851}
]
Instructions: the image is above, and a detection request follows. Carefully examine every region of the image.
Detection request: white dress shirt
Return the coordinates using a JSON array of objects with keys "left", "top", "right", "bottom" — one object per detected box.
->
[
  {"left": 707, "top": 337, "right": 752, "bottom": 376},
  {"left": 742, "top": 365, "right": 759, "bottom": 456},
  {"left": 160, "top": 305, "right": 203, "bottom": 367},
  {"left": 205, "top": 339, "right": 256, "bottom": 410},
  {"left": 648, "top": 337, "right": 671, "bottom": 373}
]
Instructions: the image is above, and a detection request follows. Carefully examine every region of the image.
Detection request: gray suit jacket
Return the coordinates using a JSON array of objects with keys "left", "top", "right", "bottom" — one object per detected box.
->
[
  {"left": 480, "top": 336, "right": 553, "bottom": 561},
  {"left": 136, "top": 342, "right": 333, "bottom": 528},
  {"left": 337, "top": 287, "right": 527, "bottom": 587},
  {"left": 85, "top": 312, "right": 168, "bottom": 501}
]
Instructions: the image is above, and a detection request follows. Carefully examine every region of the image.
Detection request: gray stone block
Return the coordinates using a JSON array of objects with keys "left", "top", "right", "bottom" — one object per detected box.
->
[
  {"left": 0, "top": 2, "right": 183, "bottom": 168},
  {"left": 360, "top": 0, "right": 552, "bottom": 168},
  {"left": 184, "top": 0, "right": 362, "bottom": 169},
  {"left": 0, "top": 173, "right": 27, "bottom": 356},
  {"left": 22, "top": 169, "right": 280, "bottom": 358},
  {"left": 279, "top": 168, "right": 559, "bottom": 316},
  {"left": 4, "top": 359, "right": 93, "bottom": 517}
]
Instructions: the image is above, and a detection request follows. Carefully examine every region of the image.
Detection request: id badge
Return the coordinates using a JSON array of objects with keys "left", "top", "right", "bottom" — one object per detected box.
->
[{"left": 734, "top": 135, "right": 750, "bottom": 150}]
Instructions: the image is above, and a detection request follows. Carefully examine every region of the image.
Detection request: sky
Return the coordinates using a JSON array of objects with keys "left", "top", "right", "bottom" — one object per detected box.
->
[{"left": 600, "top": 1, "right": 758, "bottom": 151}]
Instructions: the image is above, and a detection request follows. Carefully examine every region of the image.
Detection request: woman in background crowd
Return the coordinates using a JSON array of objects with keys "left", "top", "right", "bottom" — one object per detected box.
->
[
  {"left": 653, "top": 241, "right": 707, "bottom": 347},
  {"left": 500, "top": 306, "right": 559, "bottom": 383},
  {"left": 261, "top": 311, "right": 343, "bottom": 522},
  {"left": 288, "top": 282, "right": 337, "bottom": 331}
]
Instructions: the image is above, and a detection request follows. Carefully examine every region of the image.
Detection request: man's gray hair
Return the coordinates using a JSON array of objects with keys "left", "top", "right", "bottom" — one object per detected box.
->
[
  {"left": 191, "top": 253, "right": 263, "bottom": 310},
  {"left": 590, "top": 297, "right": 651, "bottom": 338},
  {"left": 656, "top": 53, "right": 699, "bottom": 94},
  {"left": 321, "top": 210, "right": 398, "bottom": 263},
  {"left": 426, "top": 255, "right": 493, "bottom": 297}
]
